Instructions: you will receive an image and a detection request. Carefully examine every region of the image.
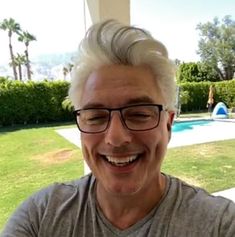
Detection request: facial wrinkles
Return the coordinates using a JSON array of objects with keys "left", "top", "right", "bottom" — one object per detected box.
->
[{"left": 81, "top": 65, "right": 162, "bottom": 108}]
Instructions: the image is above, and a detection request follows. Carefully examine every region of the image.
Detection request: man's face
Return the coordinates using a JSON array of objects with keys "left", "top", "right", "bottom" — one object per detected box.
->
[{"left": 79, "top": 65, "right": 174, "bottom": 196}]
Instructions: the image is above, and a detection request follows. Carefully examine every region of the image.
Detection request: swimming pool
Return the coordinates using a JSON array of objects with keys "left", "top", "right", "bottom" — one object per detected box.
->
[
  {"left": 169, "top": 119, "right": 235, "bottom": 148},
  {"left": 172, "top": 119, "right": 213, "bottom": 133}
]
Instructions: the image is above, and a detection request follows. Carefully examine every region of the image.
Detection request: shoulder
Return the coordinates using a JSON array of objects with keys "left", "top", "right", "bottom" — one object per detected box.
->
[
  {"left": 168, "top": 175, "right": 234, "bottom": 210},
  {"left": 31, "top": 174, "right": 95, "bottom": 207},
  {"left": 167, "top": 175, "right": 235, "bottom": 235},
  {"left": 1, "top": 174, "right": 95, "bottom": 236}
]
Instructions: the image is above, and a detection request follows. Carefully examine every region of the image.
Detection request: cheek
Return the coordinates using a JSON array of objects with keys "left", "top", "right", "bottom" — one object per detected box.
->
[
  {"left": 81, "top": 134, "right": 101, "bottom": 160},
  {"left": 145, "top": 126, "right": 169, "bottom": 157},
  {"left": 80, "top": 133, "right": 91, "bottom": 159}
]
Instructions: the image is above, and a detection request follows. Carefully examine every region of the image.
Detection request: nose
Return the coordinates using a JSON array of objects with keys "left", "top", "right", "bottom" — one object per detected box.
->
[{"left": 104, "top": 112, "right": 132, "bottom": 147}]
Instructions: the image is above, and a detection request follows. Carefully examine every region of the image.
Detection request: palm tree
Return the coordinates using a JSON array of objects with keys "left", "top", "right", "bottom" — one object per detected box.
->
[
  {"left": 18, "top": 31, "right": 36, "bottom": 80},
  {"left": 0, "top": 18, "right": 21, "bottom": 80},
  {"left": 63, "top": 66, "right": 69, "bottom": 80},
  {"left": 62, "top": 63, "right": 73, "bottom": 80},
  {"left": 13, "top": 53, "right": 27, "bottom": 81}
]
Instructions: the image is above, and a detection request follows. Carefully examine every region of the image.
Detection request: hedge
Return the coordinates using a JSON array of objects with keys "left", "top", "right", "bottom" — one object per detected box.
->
[
  {"left": 1, "top": 79, "right": 235, "bottom": 126},
  {"left": 179, "top": 80, "right": 235, "bottom": 112},
  {"left": 0, "top": 80, "right": 73, "bottom": 126}
]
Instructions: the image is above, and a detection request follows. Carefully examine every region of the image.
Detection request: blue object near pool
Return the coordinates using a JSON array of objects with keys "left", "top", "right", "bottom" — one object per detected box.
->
[{"left": 212, "top": 102, "right": 228, "bottom": 119}]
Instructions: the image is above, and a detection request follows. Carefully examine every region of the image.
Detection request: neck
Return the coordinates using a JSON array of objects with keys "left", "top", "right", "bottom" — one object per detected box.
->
[{"left": 95, "top": 174, "right": 166, "bottom": 230}]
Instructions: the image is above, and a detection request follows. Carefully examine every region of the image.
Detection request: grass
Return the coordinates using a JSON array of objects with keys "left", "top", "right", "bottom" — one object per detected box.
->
[
  {"left": 0, "top": 122, "right": 235, "bottom": 229},
  {"left": 0, "top": 123, "right": 84, "bottom": 230},
  {"left": 163, "top": 140, "right": 235, "bottom": 193}
]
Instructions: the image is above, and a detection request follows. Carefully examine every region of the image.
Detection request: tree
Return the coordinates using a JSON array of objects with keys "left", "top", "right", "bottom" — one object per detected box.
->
[
  {"left": 63, "top": 66, "right": 69, "bottom": 80},
  {"left": 62, "top": 63, "right": 73, "bottom": 80},
  {"left": 0, "top": 18, "right": 21, "bottom": 80},
  {"left": 18, "top": 31, "right": 36, "bottom": 80},
  {"left": 174, "top": 58, "right": 181, "bottom": 67},
  {"left": 196, "top": 15, "right": 235, "bottom": 80},
  {"left": 177, "top": 62, "right": 220, "bottom": 83},
  {"left": 13, "top": 53, "right": 27, "bottom": 81},
  {"left": 177, "top": 62, "right": 200, "bottom": 82}
]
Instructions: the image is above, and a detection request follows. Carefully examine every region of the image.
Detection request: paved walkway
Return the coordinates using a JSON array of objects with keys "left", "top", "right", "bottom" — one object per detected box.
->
[
  {"left": 213, "top": 188, "right": 235, "bottom": 202},
  {"left": 56, "top": 126, "right": 235, "bottom": 203}
]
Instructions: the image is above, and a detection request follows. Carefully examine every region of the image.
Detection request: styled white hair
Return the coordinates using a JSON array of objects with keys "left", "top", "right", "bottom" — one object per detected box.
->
[{"left": 69, "top": 20, "right": 176, "bottom": 110}]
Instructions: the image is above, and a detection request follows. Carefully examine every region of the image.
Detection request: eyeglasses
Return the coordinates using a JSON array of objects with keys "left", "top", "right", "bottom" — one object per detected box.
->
[{"left": 73, "top": 104, "right": 167, "bottom": 134}]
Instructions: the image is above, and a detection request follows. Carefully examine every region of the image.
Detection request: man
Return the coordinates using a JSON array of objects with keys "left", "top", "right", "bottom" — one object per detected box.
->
[{"left": 1, "top": 20, "right": 235, "bottom": 237}]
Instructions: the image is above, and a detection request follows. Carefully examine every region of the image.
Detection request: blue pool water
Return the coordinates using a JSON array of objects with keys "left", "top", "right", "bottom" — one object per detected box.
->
[{"left": 172, "top": 119, "right": 213, "bottom": 132}]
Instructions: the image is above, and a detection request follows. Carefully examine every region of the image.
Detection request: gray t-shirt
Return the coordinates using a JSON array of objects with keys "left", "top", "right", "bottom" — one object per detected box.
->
[{"left": 1, "top": 174, "right": 235, "bottom": 237}]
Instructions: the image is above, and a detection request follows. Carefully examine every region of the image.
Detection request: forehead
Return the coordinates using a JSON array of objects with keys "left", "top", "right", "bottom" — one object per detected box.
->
[{"left": 80, "top": 64, "right": 164, "bottom": 107}]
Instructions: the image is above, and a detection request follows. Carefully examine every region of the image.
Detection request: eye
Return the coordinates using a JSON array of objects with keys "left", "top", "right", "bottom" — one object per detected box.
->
[
  {"left": 123, "top": 106, "right": 159, "bottom": 123},
  {"left": 81, "top": 110, "right": 109, "bottom": 125},
  {"left": 125, "top": 109, "right": 153, "bottom": 121}
]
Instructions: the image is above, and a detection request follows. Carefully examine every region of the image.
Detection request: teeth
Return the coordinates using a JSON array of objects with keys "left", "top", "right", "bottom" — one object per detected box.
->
[{"left": 104, "top": 155, "right": 139, "bottom": 166}]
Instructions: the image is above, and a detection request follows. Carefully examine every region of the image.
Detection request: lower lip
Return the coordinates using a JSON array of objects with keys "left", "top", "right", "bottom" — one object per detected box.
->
[{"left": 103, "top": 156, "right": 141, "bottom": 173}]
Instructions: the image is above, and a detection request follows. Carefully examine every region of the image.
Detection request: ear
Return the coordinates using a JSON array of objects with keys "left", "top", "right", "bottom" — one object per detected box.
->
[
  {"left": 167, "top": 123, "right": 171, "bottom": 131},
  {"left": 167, "top": 112, "right": 175, "bottom": 141},
  {"left": 167, "top": 111, "right": 175, "bottom": 126}
]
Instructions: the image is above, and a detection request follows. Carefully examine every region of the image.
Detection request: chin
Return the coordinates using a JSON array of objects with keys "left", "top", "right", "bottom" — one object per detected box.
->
[{"left": 104, "top": 179, "right": 144, "bottom": 196}]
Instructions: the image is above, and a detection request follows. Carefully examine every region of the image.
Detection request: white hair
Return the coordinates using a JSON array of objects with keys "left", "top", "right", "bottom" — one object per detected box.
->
[{"left": 69, "top": 20, "right": 176, "bottom": 110}]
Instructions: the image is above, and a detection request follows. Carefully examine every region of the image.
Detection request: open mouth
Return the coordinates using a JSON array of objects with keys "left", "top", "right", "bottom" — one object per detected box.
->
[{"left": 101, "top": 155, "right": 141, "bottom": 167}]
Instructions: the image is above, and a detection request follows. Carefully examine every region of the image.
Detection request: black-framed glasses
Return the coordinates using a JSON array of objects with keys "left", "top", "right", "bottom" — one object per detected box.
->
[{"left": 73, "top": 104, "right": 167, "bottom": 134}]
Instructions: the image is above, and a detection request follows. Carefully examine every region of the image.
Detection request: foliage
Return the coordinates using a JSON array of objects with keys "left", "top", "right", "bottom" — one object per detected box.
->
[
  {"left": 0, "top": 79, "right": 73, "bottom": 126},
  {"left": 214, "top": 80, "right": 235, "bottom": 108},
  {"left": 11, "top": 53, "right": 27, "bottom": 81},
  {"left": 0, "top": 18, "right": 36, "bottom": 81},
  {"left": 0, "top": 18, "right": 21, "bottom": 34},
  {"left": 18, "top": 31, "right": 37, "bottom": 80},
  {"left": 0, "top": 18, "right": 21, "bottom": 80},
  {"left": 177, "top": 62, "right": 220, "bottom": 83},
  {"left": 196, "top": 15, "right": 235, "bottom": 80},
  {"left": 198, "top": 62, "right": 221, "bottom": 82},
  {"left": 179, "top": 80, "right": 235, "bottom": 112},
  {"left": 63, "top": 63, "right": 74, "bottom": 80},
  {"left": 179, "top": 89, "right": 190, "bottom": 105},
  {"left": 0, "top": 77, "right": 9, "bottom": 83},
  {"left": 62, "top": 96, "right": 74, "bottom": 112}
]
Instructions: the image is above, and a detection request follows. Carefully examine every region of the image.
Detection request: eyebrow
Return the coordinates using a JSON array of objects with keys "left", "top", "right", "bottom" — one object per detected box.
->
[
  {"left": 82, "top": 96, "right": 155, "bottom": 109},
  {"left": 125, "top": 96, "right": 155, "bottom": 105}
]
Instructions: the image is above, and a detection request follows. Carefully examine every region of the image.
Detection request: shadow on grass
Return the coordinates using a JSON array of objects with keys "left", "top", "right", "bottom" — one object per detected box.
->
[{"left": 0, "top": 121, "right": 75, "bottom": 134}]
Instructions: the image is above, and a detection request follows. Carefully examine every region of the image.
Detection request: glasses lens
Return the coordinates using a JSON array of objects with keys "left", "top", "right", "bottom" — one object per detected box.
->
[
  {"left": 77, "top": 109, "right": 109, "bottom": 133},
  {"left": 122, "top": 105, "right": 160, "bottom": 131},
  {"left": 75, "top": 105, "right": 162, "bottom": 133}
]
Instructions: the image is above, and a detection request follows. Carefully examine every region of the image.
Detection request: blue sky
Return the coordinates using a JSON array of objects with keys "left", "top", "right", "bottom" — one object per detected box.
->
[{"left": 0, "top": 0, "right": 234, "bottom": 64}]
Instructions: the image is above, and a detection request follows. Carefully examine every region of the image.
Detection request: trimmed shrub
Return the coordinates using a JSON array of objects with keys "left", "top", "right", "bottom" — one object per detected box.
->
[
  {"left": 179, "top": 80, "right": 235, "bottom": 112},
  {"left": 1, "top": 78, "right": 234, "bottom": 125},
  {"left": 0, "top": 79, "right": 73, "bottom": 126}
]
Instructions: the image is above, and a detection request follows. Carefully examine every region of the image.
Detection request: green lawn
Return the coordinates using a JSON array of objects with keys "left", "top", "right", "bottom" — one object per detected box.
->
[
  {"left": 0, "top": 123, "right": 235, "bottom": 229},
  {"left": 0, "top": 123, "right": 84, "bottom": 229},
  {"left": 163, "top": 140, "right": 235, "bottom": 193}
]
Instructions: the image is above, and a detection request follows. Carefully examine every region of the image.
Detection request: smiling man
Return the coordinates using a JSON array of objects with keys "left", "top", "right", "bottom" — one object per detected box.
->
[
  {"left": 76, "top": 64, "right": 172, "bottom": 230},
  {"left": 1, "top": 20, "right": 235, "bottom": 237}
]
